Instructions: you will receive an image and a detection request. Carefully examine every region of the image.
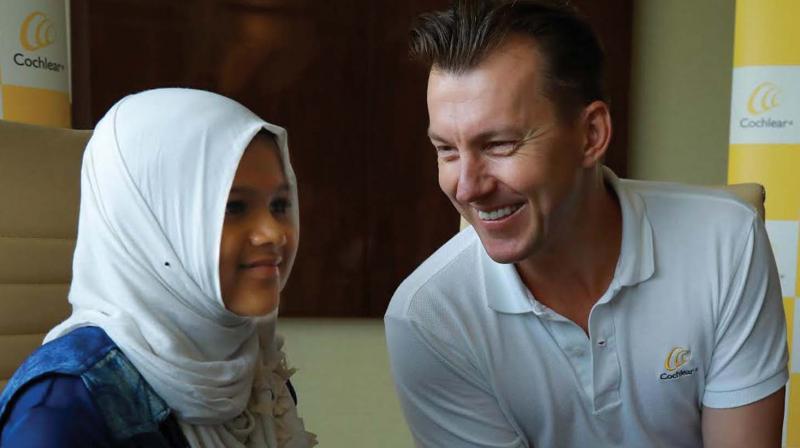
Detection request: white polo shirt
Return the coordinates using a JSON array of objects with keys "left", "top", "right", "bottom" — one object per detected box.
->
[{"left": 385, "top": 170, "right": 788, "bottom": 448}]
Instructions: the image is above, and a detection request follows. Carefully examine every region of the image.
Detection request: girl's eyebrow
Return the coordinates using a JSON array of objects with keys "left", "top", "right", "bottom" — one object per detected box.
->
[{"left": 229, "top": 183, "right": 290, "bottom": 194}]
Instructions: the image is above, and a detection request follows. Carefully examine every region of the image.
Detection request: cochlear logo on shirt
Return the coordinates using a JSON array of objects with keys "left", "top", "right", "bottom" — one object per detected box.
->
[
  {"left": 659, "top": 347, "right": 697, "bottom": 381},
  {"left": 12, "top": 11, "right": 66, "bottom": 73}
]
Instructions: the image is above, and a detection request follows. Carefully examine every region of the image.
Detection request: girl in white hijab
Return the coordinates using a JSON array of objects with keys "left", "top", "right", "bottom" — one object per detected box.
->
[{"left": 0, "top": 88, "right": 317, "bottom": 447}]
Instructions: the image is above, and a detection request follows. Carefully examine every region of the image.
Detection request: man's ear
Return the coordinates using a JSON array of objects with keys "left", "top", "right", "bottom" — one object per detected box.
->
[{"left": 580, "top": 100, "right": 612, "bottom": 168}]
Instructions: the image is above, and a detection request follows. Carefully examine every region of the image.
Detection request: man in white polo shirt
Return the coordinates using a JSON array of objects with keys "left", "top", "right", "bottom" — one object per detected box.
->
[{"left": 384, "top": 1, "right": 788, "bottom": 446}]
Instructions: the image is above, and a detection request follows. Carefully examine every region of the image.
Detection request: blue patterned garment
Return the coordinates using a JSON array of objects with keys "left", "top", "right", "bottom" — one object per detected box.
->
[{"left": 0, "top": 327, "right": 189, "bottom": 447}]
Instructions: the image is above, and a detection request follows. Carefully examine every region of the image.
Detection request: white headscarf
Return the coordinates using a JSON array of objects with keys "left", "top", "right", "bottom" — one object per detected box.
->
[{"left": 45, "top": 88, "right": 314, "bottom": 447}]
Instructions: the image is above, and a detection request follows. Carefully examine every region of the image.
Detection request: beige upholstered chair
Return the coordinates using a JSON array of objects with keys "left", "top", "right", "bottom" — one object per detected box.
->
[
  {"left": 459, "top": 183, "right": 766, "bottom": 230},
  {"left": 721, "top": 183, "right": 766, "bottom": 221},
  {"left": 0, "top": 120, "right": 90, "bottom": 392}
]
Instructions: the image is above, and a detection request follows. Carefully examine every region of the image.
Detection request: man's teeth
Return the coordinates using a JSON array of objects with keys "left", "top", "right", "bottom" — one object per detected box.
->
[{"left": 477, "top": 205, "right": 521, "bottom": 221}]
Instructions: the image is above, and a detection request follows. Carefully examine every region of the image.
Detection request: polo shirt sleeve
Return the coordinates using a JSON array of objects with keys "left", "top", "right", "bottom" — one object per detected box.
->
[
  {"left": 702, "top": 216, "right": 789, "bottom": 408},
  {"left": 1, "top": 374, "right": 114, "bottom": 447},
  {"left": 385, "top": 315, "right": 525, "bottom": 448}
]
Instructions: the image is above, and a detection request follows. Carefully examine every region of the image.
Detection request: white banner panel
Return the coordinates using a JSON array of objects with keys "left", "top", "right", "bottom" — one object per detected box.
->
[
  {"left": 0, "top": 0, "right": 69, "bottom": 91},
  {"left": 766, "top": 220, "right": 800, "bottom": 298},
  {"left": 730, "top": 66, "right": 800, "bottom": 144},
  {"left": 0, "top": 0, "right": 70, "bottom": 127}
]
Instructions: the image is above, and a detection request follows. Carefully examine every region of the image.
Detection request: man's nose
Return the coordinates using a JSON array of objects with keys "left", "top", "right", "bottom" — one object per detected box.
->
[{"left": 455, "top": 154, "right": 492, "bottom": 203}]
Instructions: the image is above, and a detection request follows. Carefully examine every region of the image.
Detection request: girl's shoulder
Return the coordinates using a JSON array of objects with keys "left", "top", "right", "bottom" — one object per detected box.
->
[
  {"left": 0, "top": 326, "right": 116, "bottom": 421},
  {"left": 1, "top": 373, "right": 114, "bottom": 446},
  {"left": 0, "top": 327, "right": 185, "bottom": 447}
]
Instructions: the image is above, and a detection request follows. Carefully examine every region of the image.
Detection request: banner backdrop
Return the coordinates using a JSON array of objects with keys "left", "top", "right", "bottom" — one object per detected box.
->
[
  {"left": 728, "top": 1, "right": 800, "bottom": 445},
  {"left": 0, "top": 0, "right": 70, "bottom": 128}
]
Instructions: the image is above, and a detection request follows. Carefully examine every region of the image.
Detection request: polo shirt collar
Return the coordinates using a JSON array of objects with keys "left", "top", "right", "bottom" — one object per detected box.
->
[
  {"left": 482, "top": 166, "right": 655, "bottom": 314},
  {"left": 604, "top": 167, "right": 655, "bottom": 289},
  {"left": 481, "top": 246, "right": 538, "bottom": 314}
]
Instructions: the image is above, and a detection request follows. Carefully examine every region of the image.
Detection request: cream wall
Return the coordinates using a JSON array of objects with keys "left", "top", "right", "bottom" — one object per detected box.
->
[
  {"left": 280, "top": 319, "right": 413, "bottom": 448},
  {"left": 629, "top": 0, "right": 735, "bottom": 184}
]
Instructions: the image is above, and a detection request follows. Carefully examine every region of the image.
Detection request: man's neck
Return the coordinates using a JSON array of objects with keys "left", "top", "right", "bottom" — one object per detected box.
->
[{"left": 515, "top": 170, "right": 622, "bottom": 333}]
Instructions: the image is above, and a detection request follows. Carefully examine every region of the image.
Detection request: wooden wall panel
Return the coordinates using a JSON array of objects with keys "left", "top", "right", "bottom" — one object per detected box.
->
[
  {"left": 576, "top": 0, "right": 633, "bottom": 178},
  {"left": 70, "top": 0, "right": 630, "bottom": 317}
]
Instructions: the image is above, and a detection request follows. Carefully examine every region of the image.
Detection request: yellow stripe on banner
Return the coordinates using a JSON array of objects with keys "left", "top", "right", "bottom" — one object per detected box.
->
[
  {"left": 787, "top": 298, "right": 795, "bottom": 364},
  {"left": 789, "top": 373, "right": 800, "bottom": 446},
  {"left": 1, "top": 84, "right": 70, "bottom": 128},
  {"left": 788, "top": 298, "right": 796, "bottom": 447},
  {"left": 734, "top": 0, "right": 800, "bottom": 67},
  {"left": 728, "top": 145, "right": 800, "bottom": 221}
]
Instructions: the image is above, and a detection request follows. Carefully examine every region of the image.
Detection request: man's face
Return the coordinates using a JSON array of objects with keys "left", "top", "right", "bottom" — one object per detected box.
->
[{"left": 427, "top": 36, "right": 587, "bottom": 264}]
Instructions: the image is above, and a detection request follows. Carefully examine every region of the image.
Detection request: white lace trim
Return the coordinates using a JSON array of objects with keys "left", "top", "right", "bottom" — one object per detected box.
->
[{"left": 250, "top": 336, "right": 318, "bottom": 448}]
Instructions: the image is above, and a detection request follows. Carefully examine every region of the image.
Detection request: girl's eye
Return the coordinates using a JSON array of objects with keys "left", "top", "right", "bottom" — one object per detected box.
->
[
  {"left": 225, "top": 200, "right": 247, "bottom": 216},
  {"left": 270, "top": 198, "right": 292, "bottom": 215}
]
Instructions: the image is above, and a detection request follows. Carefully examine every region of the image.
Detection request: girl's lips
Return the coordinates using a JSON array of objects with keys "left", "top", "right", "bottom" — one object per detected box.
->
[
  {"left": 241, "top": 264, "right": 280, "bottom": 279},
  {"left": 239, "top": 258, "right": 282, "bottom": 279}
]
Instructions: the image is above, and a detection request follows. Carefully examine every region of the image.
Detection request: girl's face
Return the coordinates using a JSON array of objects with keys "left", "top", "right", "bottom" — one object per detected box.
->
[{"left": 219, "top": 135, "right": 298, "bottom": 316}]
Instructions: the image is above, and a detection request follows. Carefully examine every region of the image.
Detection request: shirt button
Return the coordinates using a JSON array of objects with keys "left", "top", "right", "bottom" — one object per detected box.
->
[{"left": 597, "top": 339, "right": 607, "bottom": 347}]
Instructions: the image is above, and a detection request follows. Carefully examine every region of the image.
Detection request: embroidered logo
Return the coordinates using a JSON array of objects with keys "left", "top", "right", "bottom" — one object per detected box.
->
[{"left": 659, "top": 346, "right": 697, "bottom": 381}]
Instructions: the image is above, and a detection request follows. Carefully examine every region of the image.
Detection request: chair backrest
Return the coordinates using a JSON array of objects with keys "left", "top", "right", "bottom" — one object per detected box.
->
[
  {"left": 0, "top": 120, "right": 91, "bottom": 391},
  {"left": 458, "top": 183, "right": 767, "bottom": 231},
  {"left": 720, "top": 183, "right": 766, "bottom": 220}
]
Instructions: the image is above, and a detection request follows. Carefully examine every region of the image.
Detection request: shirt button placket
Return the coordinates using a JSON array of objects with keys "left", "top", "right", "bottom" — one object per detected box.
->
[
  {"left": 546, "top": 319, "right": 593, "bottom": 398},
  {"left": 589, "top": 306, "right": 621, "bottom": 413}
]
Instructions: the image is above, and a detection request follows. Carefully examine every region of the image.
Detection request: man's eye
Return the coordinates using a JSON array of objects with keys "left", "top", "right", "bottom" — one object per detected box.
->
[
  {"left": 270, "top": 198, "right": 292, "bottom": 215},
  {"left": 486, "top": 141, "right": 517, "bottom": 152},
  {"left": 225, "top": 200, "right": 247, "bottom": 216},
  {"left": 435, "top": 145, "right": 458, "bottom": 160}
]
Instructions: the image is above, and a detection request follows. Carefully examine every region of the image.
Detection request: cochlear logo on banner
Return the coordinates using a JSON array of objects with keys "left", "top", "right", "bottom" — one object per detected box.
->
[
  {"left": 659, "top": 347, "right": 697, "bottom": 381},
  {"left": 20, "top": 11, "right": 55, "bottom": 51},
  {"left": 747, "top": 82, "right": 780, "bottom": 115},
  {"left": 12, "top": 11, "right": 66, "bottom": 73},
  {"left": 739, "top": 81, "right": 794, "bottom": 129}
]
